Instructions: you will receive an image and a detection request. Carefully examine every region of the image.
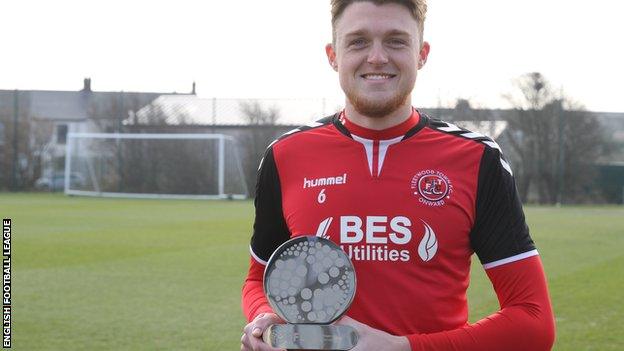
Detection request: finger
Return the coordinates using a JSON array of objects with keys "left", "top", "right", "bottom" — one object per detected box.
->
[
  {"left": 242, "top": 313, "right": 287, "bottom": 351},
  {"left": 240, "top": 334, "right": 252, "bottom": 351},
  {"left": 241, "top": 331, "right": 253, "bottom": 343},
  {"left": 243, "top": 321, "right": 253, "bottom": 334},
  {"left": 251, "top": 326, "right": 264, "bottom": 337},
  {"left": 243, "top": 315, "right": 272, "bottom": 336},
  {"left": 251, "top": 314, "right": 285, "bottom": 333},
  {"left": 247, "top": 326, "right": 288, "bottom": 351}
]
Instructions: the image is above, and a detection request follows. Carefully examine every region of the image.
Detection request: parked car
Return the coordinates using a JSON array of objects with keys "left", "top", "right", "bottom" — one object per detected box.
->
[{"left": 35, "top": 173, "right": 85, "bottom": 191}]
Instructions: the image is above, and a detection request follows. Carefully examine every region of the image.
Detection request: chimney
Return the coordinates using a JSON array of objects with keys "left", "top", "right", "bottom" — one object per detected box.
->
[
  {"left": 192, "top": 81, "right": 196, "bottom": 95},
  {"left": 83, "top": 78, "right": 92, "bottom": 92}
]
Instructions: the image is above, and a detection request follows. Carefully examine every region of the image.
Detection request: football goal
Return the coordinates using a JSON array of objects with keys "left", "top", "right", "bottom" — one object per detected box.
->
[{"left": 64, "top": 133, "right": 248, "bottom": 199}]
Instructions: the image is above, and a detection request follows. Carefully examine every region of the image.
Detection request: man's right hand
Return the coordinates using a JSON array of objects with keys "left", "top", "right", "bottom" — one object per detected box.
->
[{"left": 241, "top": 312, "right": 286, "bottom": 351}]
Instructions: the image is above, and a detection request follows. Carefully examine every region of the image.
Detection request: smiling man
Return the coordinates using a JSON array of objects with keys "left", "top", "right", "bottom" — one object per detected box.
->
[
  {"left": 241, "top": 1, "right": 556, "bottom": 351},
  {"left": 328, "top": 0, "right": 428, "bottom": 126}
]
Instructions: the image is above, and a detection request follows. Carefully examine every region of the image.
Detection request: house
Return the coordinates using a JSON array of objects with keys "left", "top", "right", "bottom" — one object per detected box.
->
[{"left": 0, "top": 79, "right": 192, "bottom": 189}]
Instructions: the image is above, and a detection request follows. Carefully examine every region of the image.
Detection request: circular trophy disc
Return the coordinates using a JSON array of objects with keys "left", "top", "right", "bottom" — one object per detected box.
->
[{"left": 264, "top": 236, "right": 356, "bottom": 324}]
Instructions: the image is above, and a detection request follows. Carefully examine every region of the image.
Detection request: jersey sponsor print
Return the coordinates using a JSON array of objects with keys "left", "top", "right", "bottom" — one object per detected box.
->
[{"left": 314, "top": 215, "right": 437, "bottom": 263}]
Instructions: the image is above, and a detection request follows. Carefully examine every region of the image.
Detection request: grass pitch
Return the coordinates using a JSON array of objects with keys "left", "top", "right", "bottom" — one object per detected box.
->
[{"left": 2, "top": 193, "right": 623, "bottom": 350}]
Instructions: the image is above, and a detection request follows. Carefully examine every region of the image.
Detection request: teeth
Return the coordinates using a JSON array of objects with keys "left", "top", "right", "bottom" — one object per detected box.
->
[{"left": 363, "top": 74, "right": 392, "bottom": 80}]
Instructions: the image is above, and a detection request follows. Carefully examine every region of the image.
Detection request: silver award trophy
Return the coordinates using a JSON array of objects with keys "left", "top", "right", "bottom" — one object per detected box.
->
[{"left": 262, "top": 236, "right": 358, "bottom": 350}]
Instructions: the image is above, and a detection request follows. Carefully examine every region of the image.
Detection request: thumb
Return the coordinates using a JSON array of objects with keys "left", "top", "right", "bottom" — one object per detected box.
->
[
  {"left": 251, "top": 327, "right": 264, "bottom": 338},
  {"left": 250, "top": 313, "right": 285, "bottom": 337}
]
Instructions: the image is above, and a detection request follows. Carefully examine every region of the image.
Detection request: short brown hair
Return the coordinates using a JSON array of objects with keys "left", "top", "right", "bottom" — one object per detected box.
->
[{"left": 330, "top": 0, "right": 427, "bottom": 42}]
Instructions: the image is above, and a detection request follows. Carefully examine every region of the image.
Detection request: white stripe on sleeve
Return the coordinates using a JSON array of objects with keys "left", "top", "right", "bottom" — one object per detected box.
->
[
  {"left": 482, "top": 249, "right": 539, "bottom": 269},
  {"left": 249, "top": 245, "right": 268, "bottom": 265}
]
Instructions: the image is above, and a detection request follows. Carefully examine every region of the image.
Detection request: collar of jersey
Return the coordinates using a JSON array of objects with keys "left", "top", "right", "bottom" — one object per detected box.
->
[{"left": 339, "top": 108, "right": 421, "bottom": 140}]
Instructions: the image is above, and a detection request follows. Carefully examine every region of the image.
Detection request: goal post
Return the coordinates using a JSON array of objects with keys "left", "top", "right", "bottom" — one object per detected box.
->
[{"left": 64, "top": 132, "right": 248, "bottom": 199}]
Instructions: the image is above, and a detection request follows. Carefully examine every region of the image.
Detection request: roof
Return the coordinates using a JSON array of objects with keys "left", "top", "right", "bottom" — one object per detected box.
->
[
  {"left": 452, "top": 120, "right": 509, "bottom": 139},
  {"left": 134, "top": 95, "right": 345, "bottom": 126},
  {"left": 0, "top": 88, "right": 187, "bottom": 122}
]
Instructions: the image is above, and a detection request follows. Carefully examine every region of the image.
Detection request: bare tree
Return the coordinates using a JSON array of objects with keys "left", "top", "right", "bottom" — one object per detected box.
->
[
  {"left": 239, "top": 101, "right": 281, "bottom": 194},
  {"left": 0, "top": 93, "right": 53, "bottom": 190},
  {"left": 503, "top": 72, "right": 607, "bottom": 204},
  {"left": 130, "top": 102, "right": 191, "bottom": 126},
  {"left": 88, "top": 94, "right": 140, "bottom": 132}
]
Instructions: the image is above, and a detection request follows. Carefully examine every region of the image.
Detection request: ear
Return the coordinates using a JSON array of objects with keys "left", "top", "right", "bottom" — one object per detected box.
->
[
  {"left": 325, "top": 43, "right": 338, "bottom": 72},
  {"left": 418, "top": 41, "right": 431, "bottom": 69}
]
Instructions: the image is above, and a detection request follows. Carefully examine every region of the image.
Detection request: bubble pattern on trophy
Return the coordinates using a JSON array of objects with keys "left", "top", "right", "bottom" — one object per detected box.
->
[{"left": 264, "top": 237, "right": 356, "bottom": 325}]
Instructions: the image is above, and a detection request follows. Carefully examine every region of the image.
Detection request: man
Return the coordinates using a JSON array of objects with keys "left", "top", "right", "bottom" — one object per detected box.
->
[{"left": 241, "top": 1, "right": 556, "bottom": 350}]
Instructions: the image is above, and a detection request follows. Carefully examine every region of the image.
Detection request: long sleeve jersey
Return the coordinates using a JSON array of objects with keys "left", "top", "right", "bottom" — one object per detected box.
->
[{"left": 242, "top": 109, "right": 555, "bottom": 350}]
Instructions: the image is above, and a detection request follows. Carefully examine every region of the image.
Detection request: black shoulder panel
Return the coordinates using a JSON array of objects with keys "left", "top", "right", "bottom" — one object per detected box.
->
[
  {"left": 469, "top": 146, "right": 536, "bottom": 264},
  {"left": 250, "top": 147, "right": 291, "bottom": 262}
]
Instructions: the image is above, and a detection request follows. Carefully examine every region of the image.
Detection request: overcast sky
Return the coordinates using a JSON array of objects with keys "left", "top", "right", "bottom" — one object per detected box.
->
[{"left": 2, "top": 0, "right": 623, "bottom": 111}]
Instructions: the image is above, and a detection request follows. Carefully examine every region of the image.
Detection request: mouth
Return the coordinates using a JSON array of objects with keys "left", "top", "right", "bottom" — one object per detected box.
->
[{"left": 360, "top": 73, "right": 397, "bottom": 80}]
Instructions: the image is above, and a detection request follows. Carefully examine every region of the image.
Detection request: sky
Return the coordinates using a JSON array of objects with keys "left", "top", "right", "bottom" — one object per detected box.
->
[{"left": 2, "top": 0, "right": 624, "bottom": 112}]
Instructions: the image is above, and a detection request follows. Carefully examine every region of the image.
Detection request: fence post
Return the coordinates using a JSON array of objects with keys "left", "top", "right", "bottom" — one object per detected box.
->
[
  {"left": 11, "top": 90, "right": 19, "bottom": 191},
  {"left": 218, "top": 135, "right": 225, "bottom": 197},
  {"left": 556, "top": 99, "right": 565, "bottom": 205}
]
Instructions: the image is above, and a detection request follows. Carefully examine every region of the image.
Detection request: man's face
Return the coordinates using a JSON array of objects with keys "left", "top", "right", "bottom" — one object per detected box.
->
[{"left": 327, "top": 2, "right": 429, "bottom": 118}]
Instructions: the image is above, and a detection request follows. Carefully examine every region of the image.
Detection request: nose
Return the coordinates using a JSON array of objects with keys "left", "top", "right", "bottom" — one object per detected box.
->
[{"left": 367, "top": 42, "right": 388, "bottom": 65}]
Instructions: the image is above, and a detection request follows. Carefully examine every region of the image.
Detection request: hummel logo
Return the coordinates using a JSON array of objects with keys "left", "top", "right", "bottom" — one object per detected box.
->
[{"left": 303, "top": 173, "right": 348, "bottom": 189}]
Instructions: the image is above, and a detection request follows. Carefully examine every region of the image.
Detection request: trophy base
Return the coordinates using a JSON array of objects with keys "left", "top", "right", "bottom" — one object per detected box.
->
[{"left": 263, "top": 324, "right": 358, "bottom": 350}]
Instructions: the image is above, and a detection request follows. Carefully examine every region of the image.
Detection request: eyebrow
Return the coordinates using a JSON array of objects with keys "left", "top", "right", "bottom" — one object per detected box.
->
[
  {"left": 343, "top": 29, "right": 412, "bottom": 38},
  {"left": 385, "top": 29, "right": 412, "bottom": 37}
]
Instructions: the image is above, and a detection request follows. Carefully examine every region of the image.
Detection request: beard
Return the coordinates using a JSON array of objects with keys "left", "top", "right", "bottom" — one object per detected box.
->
[{"left": 345, "top": 87, "right": 411, "bottom": 118}]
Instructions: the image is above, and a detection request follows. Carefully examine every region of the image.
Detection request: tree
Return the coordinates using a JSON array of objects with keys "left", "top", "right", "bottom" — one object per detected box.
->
[
  {"left": 0, "top": 92, "right": 53, "bottom": 190},
  {"left": 239, "top": 101, "right": 281, "bottom": 195},
  {"left": 503, "top": 72, "right": 607, "bottom": 204}
]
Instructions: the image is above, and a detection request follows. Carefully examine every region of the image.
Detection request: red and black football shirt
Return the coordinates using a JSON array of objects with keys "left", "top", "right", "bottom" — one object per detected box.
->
[{"left": 246, "top": 108, "right": 537, "bottom": 335}]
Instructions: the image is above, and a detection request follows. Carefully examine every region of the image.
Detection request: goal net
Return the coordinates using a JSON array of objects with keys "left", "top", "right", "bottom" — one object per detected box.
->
[{"left": 64, "top": 133, "right": 248, "bottom": 199}]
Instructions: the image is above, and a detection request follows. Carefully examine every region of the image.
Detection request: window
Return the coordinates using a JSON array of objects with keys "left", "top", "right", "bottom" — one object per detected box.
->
[{"left": 56, "top": 124, "right": 68, "bottom": 144}]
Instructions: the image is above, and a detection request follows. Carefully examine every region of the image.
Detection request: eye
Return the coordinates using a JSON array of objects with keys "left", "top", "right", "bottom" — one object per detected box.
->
[
  {"left": 348, "top": 38, "right": 368, "bottom": 48},
  {"left": 387, "top": 38, "right": 408, "bottom": 48}
]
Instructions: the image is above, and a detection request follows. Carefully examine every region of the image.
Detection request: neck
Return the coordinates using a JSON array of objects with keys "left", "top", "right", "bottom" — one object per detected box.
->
[{"left": 344, "top": 100, "right": 413, "bottom": 130}]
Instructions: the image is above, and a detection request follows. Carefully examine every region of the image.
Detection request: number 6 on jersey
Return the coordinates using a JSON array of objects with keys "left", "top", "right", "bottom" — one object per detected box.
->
[{"left": 318, "top": 188, "right": 327, "bottom": 203}]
